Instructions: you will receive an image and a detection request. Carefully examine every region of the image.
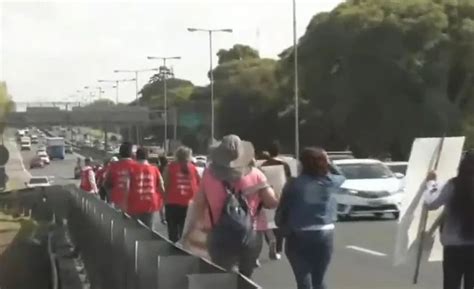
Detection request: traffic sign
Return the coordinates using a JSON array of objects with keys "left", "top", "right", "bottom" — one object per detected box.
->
[{"left": 0, "top": 145, "right": 9, "bottom": 166}]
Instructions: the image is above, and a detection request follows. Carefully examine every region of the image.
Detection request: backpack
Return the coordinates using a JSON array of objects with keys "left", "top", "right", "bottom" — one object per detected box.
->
[{"left": 207, "top": 182, "right": 256, "bottom": 252}]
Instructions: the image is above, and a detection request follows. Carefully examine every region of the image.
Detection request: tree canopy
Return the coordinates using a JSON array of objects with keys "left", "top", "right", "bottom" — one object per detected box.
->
[{"left": 134, "top": 0, "right": 474, "bottom": 158}]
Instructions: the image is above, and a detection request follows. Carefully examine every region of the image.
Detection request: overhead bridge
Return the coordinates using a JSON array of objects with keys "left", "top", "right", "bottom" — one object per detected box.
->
[{"left": 5, "top": 102, "right": 166, "bottom": 126}]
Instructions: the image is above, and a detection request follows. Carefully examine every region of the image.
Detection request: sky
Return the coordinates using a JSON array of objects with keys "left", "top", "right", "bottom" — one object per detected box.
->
[{"left": 0, "top": 0, "right": 343, "bottom": 103}]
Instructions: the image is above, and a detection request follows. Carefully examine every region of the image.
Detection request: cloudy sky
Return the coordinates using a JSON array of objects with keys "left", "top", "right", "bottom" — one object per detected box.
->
[{"left": 1, "top": 0, "right": 342, "bottom": 103}]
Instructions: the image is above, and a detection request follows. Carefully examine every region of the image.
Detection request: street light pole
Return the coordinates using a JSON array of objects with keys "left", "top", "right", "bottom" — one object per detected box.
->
[
  {"left": 187, "top": 27, "right": 232, "bottom": 142},
  {"left": 98, "top": 78, "right": 135, "bottom": 104},
  {"left": 146, "top": 56, "right": 180, "bottom": 154},
  {"left": 293, "top": 0, "right": 300, "bottom": 160},
  {"left": 114, "top": 68, "right": 159, "bottom": 104}
]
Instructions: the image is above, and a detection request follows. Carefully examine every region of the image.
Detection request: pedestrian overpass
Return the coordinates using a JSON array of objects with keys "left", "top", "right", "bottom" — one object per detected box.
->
[{"left": 5, "top": 102, "right": 166, "bottom": 126}]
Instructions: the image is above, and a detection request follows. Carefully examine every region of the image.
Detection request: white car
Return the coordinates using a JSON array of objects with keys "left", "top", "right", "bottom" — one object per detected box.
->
[
  {"left": 37, "top": 151, "right": 51, "bottom": 164},
  {"left": 333, "top": 159, "right": 405, "bottom": 220},
  {"left": 384, "top": 161, "right": 408, "bottom": 175},
  {"left": 25, "top": 176, "right": 51, "bottom": 188}
]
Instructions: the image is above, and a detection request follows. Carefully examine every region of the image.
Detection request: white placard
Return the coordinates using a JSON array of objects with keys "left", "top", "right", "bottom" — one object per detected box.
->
[
  {"left": 260, "top": 165, "right": 287, "bottom": 229},
  {"left": 394, "top": 137, "right": 464, "bottom": 266}
]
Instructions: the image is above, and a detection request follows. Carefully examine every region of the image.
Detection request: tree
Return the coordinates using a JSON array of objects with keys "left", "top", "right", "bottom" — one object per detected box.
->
[
  {"left": 277, "top": 0, "right": 474, "bottom": 158},
  {"left": 139, "top": 76, "right": 194, "bottom": 108},
  {"left": 217, "top": 44, "right": 260, "bottom": 65},
  {"left": 212, "top": 49, "right": 282, "bottom": 148},
  {"left": 0, "top": 82, "right": 15, "bottom": 133}
]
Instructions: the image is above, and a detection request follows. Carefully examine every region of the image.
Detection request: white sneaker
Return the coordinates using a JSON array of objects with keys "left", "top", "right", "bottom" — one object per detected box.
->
[{"left": 275, "top": 253, "right": 282, "bottom": 260}]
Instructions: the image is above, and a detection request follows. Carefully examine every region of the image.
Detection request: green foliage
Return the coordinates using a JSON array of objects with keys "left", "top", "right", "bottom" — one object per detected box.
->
[
  {"left": 140, "top": 77, "right": 194, "bottom": 107},
  {"left": 134, "top": 0, "right": 474, "bottom": 157},
  {"left": 0, "top": 82, "right": 14, "bottom": 119},
  {"left": 217, "top": 44, "right": 260, "bottom": 65},
  {"left": 278, "top": 0, "right": 474, "bottom": 157}
]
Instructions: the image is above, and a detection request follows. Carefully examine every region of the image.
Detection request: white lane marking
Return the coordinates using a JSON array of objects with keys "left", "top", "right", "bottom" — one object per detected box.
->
[{"left": 346, "top": 245, "right": 387, "bottom": 257}]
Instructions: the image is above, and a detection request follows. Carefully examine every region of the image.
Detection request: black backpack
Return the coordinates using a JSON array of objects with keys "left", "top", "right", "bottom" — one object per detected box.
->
[{"left": 208, "top": 182, "right": 256, "bottom": 251}]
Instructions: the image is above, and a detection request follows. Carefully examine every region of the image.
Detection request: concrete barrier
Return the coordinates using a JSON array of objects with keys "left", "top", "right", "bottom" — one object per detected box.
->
[{"left": 0, "top": 186, "right": 262, "bottom": 289}]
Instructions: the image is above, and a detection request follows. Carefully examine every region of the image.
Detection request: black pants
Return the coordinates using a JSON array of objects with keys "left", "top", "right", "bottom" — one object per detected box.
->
[
  {"left": 208, "top": 232, "right": 263, "bottom": 278},
  {"left": 98, "top": 187, "right": 107, "bottom": 201},
  {"left": 264, "top": 228, "right": 284, "bottom": 253},
  {"left": 286, "top": 230, "right": 334, "bottom": 289},
  {"left": 443, "top": 245, "right": 474, "bottom": 289},
  {"left": 165, "top": 204, "right": 188, "bottom": 243}
]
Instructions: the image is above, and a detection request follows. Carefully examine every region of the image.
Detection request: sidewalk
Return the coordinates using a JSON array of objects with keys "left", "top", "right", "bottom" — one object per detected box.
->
[{"left": 3, "top": 131, "right": 30, "bottom": 191}]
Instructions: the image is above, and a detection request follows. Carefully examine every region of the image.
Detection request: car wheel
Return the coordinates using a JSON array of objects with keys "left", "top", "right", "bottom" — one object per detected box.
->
[{"left": 392, "top": 212, "right": 400, "bottom": 220}]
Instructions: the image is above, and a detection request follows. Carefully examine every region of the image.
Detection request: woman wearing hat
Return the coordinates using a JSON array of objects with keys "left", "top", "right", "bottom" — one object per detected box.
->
[{"left": 182, "top": 135, "right": 279, "bottom": 278}]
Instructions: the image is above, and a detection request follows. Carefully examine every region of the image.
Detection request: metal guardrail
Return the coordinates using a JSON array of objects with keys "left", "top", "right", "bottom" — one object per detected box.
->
[{"left": 0, "top": 186, "right": 261, "bottom": 289}]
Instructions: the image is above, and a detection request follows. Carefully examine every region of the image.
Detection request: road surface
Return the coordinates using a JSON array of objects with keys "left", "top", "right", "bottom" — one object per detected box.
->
[{"left": 17, "top": 138, "right": 442, "bottom": 289}]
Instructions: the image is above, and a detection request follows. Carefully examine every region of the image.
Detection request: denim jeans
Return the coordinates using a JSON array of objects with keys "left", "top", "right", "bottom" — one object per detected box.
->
[{"left": 285, "top": 230, "right": 334, "bottom": 289}]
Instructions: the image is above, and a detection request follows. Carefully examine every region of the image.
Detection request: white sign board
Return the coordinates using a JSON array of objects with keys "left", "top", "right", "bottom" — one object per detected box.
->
[
  {"left": 260, "top": 165, "right": 287, "bottom": 229},
  {"left": 394, "top": 137, "right": 464, "bottom": 266}
]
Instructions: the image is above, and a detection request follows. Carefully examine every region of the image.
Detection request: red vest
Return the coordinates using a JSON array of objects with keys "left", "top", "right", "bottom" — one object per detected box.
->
[
  {"left": 167, "top": 162, "right": 200, "bottom": 206},
  {"left": 107, "top": 159, "right": 136, "bottom": 206},
  {"left": 127, "top": 162, "right": 163, "bottom": 215},
  {"left": 80, "top": 166, "right": 94, "bottom": 193}
]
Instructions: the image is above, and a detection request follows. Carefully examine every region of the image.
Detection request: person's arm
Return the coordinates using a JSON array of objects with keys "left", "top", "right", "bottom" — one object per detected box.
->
[
  {"left": 424, "top": 179, "right": 453, "bottom": 211},
  {"left": 156, "top": 168, "right": 165, "bottom": 197},
  {"left": 88, "top": 170, "right": 98, "bottom": 193},
  {"left": 259, "top": 186, "right": 279, "bottom": 209}
]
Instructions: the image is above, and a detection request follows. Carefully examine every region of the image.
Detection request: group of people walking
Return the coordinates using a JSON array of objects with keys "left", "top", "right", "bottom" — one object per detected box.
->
[
  {"left": 78, "top": 135, "right": 474, "bottom": 289},
  {"left": 79, "top": 142, "right": 201, "bottom": 243}
]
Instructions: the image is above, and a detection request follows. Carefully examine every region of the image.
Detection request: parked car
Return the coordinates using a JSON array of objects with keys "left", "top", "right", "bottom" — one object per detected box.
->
[
  {"left": 30, "top": 157, "right": 45, "bottom": 169},
  {"left": 25, "top": 176, "right": 51, "bottom": 188},
  {"left": 37, "top": 151, "right": 50, "bottom": 165},
  {"left": 333, "top": 159, "right": 404, "bottom": 220}
]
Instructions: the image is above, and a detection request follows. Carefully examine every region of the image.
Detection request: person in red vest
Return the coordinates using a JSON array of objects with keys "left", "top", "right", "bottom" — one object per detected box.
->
[
  {"left": 96, "top": 156, "right": 118, "bottom": 201},
  {"left": 164, "top": 146, "right": 200, "bottom": 242},
  {"left": 126, "top": 147, "right": 165, "bottom": 229},
  {"left": 105, "top": 142, "right": 136, "bottom": 209},
  {"left": 80, "top": 157, "right": 98, "bottom": 194}
]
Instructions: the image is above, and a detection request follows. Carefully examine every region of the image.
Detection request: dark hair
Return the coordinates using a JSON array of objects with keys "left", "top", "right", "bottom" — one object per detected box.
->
[
  {"left": 136, "top": 147, "right": 148, "bottom": 161},
  {"left": 268, "top": 141, "right": 280, "bottom": 157},
  {"left": 451, "top": 151, "right": 474, "bottom": 238},
  {"left": 300, "top": 147, "right": 327, "bottom": 176},
  {"left": 119, "top": 142, "right": 133, "bottom": 158}
]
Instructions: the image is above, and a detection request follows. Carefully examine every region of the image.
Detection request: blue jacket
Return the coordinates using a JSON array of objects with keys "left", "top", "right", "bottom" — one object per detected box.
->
[{"left": 279, "top": 173, "right": 345, "bottom": 230}]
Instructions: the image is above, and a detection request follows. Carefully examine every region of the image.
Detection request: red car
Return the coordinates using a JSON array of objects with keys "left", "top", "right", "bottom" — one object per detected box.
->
[{"left": 30, "top": 157, "right": 45, "bottom": 169}]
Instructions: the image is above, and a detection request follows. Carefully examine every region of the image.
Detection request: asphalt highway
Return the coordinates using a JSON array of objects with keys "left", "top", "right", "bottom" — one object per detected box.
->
[{"left": 17, "top": 136, "right": 442, "bottom": 289}]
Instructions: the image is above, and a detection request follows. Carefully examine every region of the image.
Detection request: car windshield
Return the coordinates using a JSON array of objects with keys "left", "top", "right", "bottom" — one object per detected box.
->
[
  {"left": 336, "top": 163, "right": 394, "bottom": 179},
  {"left": 29, "top": 178, "right": 48, "bottom": 184},
  {"left": 388, "top": 165, "right": 407, "bottom": 174}
]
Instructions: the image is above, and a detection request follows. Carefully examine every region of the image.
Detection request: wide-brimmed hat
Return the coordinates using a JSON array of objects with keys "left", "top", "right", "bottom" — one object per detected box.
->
[{"left": 209, "top": 135, "right": 255, "bottom": 181}]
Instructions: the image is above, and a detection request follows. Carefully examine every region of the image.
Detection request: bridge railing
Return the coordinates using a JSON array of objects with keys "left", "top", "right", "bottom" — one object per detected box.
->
[{"left": 0, "top": 186, "right": 261, "bottom": 289}]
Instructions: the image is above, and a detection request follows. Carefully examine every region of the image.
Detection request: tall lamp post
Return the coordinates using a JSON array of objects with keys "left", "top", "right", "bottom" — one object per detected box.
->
[
  {"left": 114, "top": 68, "right": 160, "bottom": 145},
  {"left": 114, "top": 68, "right": 160, "bottom": 103},
  {"left": 97, "top": 78, "right": 135, "bottom": 104},
  {"left": 187, "top": 27, "right": 232, "bottom": 142},
  {"left": 146, "top": 56, "right": 181, "bottom": 153},
  {"left": 292, "top": 0, "right": 300, "bottom": 160},
  {"left": 84, "top": 86, "right": 104, "bottom": 99}
]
